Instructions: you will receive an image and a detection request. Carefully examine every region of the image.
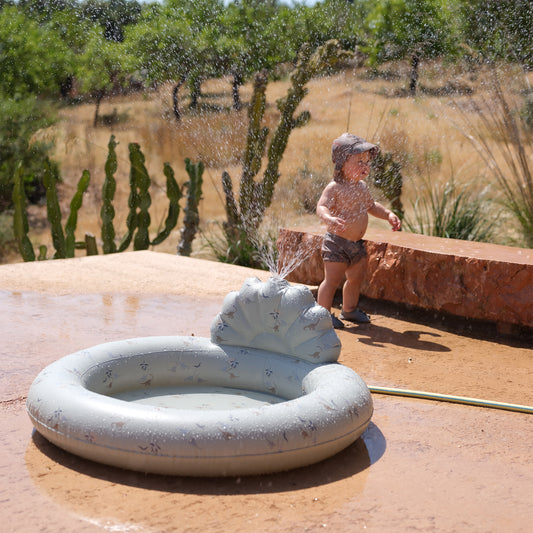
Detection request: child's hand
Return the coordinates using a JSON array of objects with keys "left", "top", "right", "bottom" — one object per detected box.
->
[
  {"left": 388, "top": 212, "right": 401, "bottom": 231},
  {"left": 331, "top": 216, "right": 346, "bottom": 232}
]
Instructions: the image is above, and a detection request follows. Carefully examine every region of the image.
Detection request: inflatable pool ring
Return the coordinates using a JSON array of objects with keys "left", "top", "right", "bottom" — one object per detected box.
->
[{"left": 27, "top": 277, "right": 373, "bottom": 476}]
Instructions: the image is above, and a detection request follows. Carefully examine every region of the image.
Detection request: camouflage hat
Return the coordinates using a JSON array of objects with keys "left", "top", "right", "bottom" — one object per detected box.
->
[{"left": 332, "top": 133, "right": 379, "bottom": 179}]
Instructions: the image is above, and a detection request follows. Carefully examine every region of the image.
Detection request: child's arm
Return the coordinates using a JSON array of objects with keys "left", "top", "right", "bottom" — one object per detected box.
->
[
  {"left": 368, "top": 201, "right": 401, "bottom": 231},
  {"left": 317, "top": 183, "right": 346, "bottom": 232}
]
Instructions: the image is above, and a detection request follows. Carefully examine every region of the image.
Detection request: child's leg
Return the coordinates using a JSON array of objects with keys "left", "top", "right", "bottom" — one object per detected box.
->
[
  {"left": 341, "top": 257, "right": 367, "bottom": 313},
  {"left": 317, "top": 260, "right": 347, "bottom": 311}
]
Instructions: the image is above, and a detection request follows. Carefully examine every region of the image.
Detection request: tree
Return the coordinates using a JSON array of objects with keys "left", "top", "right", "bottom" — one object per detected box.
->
[
  {"left": 18, "top": 0, "right": 78, "bottom": 22},
  {"left": 365, "top": 0, "right": 457, "bottom": 94},
  {"left": 0, "top": 5, "right": 74, "bottom": 98},
  {"left": 77, "top": 25, "right": 130, "bottom": 125},
  {"left": 216, "top": 0, "right": 295, "bottom": 111},
  {"left": 458, "top": 0, "right": 533, "bottom": 68},
  {"left": 79, "top": 0, "right": 142, "bottom": 42},
  {"left": 123, "top": 6, "right": 196, "bottom": 121},
  {"left": 0, "top": 5, "right": 69, "bottom": 210},
  {"left": 170, "top": 0, "right": 225, "bottom": 109},
  {"left": 296, "top": 0, "right": 373, "bottom": 52},
  {"left": 124, "top": 1, "right": 232, "bottom": 119}
]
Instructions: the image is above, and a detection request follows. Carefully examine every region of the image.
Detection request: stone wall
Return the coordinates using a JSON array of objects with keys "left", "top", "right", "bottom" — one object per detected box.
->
[{"left": 278, "top": 227, "right": 533, "bottom": 328}]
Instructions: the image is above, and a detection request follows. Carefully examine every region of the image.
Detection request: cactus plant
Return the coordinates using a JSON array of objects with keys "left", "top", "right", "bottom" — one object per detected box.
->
[
  {"left": 131, "top": 143, "right": 152, "bottom": 251},
  {"left": 150, "top": 162, "right": 183, "bottom": 246},
  {"left": 65, "top": 170, "right": 91, "bottom": 257},
  {"left": 119, "top": 143, "right": 186, "bottom": 251},
  {"left": 101, "top": 135, "right": 118, "bottom": 254},
  {"left": 42, "top": 158, "right": 66, "bottom": 259},
  {"left": 178, "top": 158, "right": 204, "bottom": 256},
  {"left": 221, "top": 40, "right": 352, "bottom": 266},
  {"left": 13, "top": 137, "right": 203, "bottom": 261},
  {"left": 118, "top": 143, "right": 143, "bottom": 252},
  {"left": 12, "top": 163, "right": 35, "bottom": 262}
]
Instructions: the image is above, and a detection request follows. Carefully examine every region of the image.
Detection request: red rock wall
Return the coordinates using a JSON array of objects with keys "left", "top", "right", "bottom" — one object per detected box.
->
[{"left": 278, "top": 227, "right": 533, "bottom": 328}]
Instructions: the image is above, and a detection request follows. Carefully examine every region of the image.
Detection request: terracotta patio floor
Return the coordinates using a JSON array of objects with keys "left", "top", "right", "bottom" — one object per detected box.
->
[{"left": 1, "top": 252, "right": 532, "bottom": 532}]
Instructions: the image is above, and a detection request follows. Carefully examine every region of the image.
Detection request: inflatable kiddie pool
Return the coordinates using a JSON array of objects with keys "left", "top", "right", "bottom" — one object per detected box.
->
[{"left": 26, "top": 277, "right": 373, "bottom": 476}]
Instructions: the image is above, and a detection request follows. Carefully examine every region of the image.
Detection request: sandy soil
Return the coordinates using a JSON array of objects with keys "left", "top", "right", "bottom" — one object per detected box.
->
[{"left": 1, "top": 251, "right": 532, "bottom": 532}]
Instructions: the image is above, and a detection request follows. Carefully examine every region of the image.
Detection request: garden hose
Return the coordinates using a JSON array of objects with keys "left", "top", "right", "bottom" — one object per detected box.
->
[{"left": 368, "top": 386, "right": 533, "bottom": 414}]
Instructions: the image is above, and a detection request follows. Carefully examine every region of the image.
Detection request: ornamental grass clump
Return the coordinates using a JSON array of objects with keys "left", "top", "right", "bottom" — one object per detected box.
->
[
  {"left": 454, "top": 73, "right": 533, "bottom": 247},
  {"left": 403, "top": 174, "right": 495, "bottom": 242}
]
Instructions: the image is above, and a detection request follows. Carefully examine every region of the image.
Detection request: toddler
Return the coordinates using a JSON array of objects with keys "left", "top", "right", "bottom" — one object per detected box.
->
[{"left": 316, "top": 133, "right": 401, "bottom": 328}]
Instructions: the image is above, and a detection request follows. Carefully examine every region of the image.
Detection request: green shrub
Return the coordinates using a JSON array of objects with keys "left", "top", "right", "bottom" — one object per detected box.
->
[
  {"left": 0, "top": 211, "right": 16, "bottom": 262},
  {"left": 201, "top": 221, "right": 277, "bottom": 271},
  {"left": 0, "top": 96, "right": 56, "bottom": 211},
  {"left": 368, "top": 150, "right": 405, "bottom": 219},
  {"left": 290, "top": 163, "right": 330, "bottom": 214},
  {"left": 404, "top": 176, "right": 495, "bottom": 242}
]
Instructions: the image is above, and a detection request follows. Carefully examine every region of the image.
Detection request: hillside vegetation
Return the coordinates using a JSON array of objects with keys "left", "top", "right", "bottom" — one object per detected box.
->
[
  {"left": 4, "top": 60, "right": 528, "bottom": 265},
  {"left": 2, "top": 0, "right": 532, "bottom": 262}
]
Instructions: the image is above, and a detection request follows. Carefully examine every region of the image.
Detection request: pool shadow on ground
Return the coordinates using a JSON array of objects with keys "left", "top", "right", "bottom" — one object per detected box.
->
[{"left": 28, "top": 422, "right": 386, "bottom": 495}]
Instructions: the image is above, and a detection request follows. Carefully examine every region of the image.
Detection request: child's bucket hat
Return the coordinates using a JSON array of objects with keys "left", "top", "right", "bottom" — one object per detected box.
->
[{"left": 332, "top": 133, "right": 379, "bottom": 179}]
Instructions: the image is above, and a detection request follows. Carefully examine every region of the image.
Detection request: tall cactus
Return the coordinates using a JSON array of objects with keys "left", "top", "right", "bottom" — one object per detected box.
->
[
  {"left": 118, "top": 143, "right": 143, "bottom": 252},
  {"left": 222, "top": 40, "right": 352, "bottom": 261},
  {"left": 43, "top": 158, "right": 66, "bottom": 259},
  {"left": 12, "top": 163, "right": 35, "bottom": 262},
  {"left": 238, "top": 69, "right": 269, "bottom": 225},
  {"left": 65, "top": 170, "right": 91, "bottom": 257},
  {"left": 13, "top": 137, "right": 203, "bottom": 261},
  {"left": 151, "top": 162, "right": 182, "bottom": 246},
  {"left": 178, "top": 158, "right": 204, "bottom": 256},
  {"left": 132, "top": 143, "right": 152, "bottom": 250},
  {"left": 13, "top": 163, "right": 90, "bottom": 261},
  {"left": 101, "top": 135, "right": 118, "bottom": 254}
]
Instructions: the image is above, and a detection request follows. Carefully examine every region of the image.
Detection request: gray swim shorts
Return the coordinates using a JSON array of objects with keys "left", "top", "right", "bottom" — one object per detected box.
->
[{"left": 321, "top": 232, "right": 367, "bottom": 265}]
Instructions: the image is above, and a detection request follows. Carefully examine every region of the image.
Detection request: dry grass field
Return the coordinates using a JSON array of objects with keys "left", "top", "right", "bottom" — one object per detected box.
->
[{"left": 14, "top": 60, "right": 533, "bottom": 263}]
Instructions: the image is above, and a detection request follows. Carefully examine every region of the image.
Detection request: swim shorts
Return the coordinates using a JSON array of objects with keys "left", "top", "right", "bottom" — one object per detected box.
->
[{"left": 321, "top": 232, "right": 367, "bottom": 265}]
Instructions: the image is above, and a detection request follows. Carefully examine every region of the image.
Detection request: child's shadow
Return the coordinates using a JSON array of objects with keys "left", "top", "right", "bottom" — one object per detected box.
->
[{"left": 344, "top": 323, "right": 451, "bottom": 352}]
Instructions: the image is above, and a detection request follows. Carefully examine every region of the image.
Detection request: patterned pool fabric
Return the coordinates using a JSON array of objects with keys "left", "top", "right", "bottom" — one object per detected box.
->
[{"left": 26, "top": 277, "right": 373, "bottom": 476}]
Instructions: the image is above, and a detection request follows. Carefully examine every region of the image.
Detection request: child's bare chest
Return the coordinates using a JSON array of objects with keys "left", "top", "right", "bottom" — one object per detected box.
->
[{"left": 331, "top": 182, "right": 370, "bottom": 213}]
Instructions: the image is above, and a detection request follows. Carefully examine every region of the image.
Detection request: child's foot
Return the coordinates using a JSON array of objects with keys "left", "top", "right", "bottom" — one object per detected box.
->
[
  {"left": 340, "top": 308, "right": 370, "bottom": 323},
  {"left": 330, "top": 313, "right": 345, "bottom": 329}
]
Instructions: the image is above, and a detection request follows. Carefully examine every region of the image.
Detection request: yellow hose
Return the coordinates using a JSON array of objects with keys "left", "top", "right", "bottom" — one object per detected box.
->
[{"left": 368, "top": 386, "right": 533, "bottom": 414}]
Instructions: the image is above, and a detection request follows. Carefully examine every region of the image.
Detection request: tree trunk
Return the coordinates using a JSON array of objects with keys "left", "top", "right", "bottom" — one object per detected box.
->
[
  {"left": 409, "top": 52, "right": 420, "bottom": 95},
  {"left": 60, "top": 75, "right": 73, "bottom": 99},
  {"left": 189, "top": 77, "right": 201, "bottom": 110},
  {"left": 172, "top": 78, "right": 186, "bottom": 122},
  {"left": 93, "top": 91, "right": 104, "bottom": 127},
  {"left": 232, "top": 73, "right": 243, "bottom": 111}
]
